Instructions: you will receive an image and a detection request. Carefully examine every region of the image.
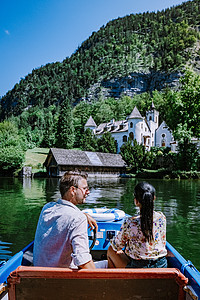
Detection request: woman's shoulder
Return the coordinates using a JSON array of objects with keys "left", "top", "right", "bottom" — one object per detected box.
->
[
  {"left": 154, "top": 211, "right": 166, "bottom": 220},
  {"left": 125, "top": 215, "right": 140, "bottom": 225},
  {"left": 154, "top": 210, "right": 165, "bottom": 215}
]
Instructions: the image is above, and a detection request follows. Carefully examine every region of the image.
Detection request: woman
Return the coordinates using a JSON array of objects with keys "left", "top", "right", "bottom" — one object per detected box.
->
[{"left": 107, "top": 182, "right": 167, "bottom": 268}]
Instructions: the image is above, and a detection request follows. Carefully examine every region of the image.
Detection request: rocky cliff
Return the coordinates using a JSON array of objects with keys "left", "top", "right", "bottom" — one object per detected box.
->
[{"left": 85, "top": 71, "right": 182, "bottom": 101}]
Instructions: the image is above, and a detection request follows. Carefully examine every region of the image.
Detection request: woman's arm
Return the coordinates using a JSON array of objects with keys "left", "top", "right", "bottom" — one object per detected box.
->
[{"left": 107, "top": 246, "right": 130, "bottom": 268}]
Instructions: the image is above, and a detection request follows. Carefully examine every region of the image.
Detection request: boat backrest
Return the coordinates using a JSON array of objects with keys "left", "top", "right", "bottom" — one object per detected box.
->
[{"left": 8, "top": 266, "right": 188, "bottom": 300}]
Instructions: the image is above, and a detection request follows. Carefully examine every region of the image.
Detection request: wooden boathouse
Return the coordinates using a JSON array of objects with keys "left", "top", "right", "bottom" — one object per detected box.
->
[{"left": 44, "top": 148, "right": 126, "bottom": 177}]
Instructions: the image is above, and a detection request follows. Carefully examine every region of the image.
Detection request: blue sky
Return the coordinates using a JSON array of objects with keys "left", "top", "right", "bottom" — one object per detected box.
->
[{"left": 1, "top": 0, "right": 186, "bottom": 97}]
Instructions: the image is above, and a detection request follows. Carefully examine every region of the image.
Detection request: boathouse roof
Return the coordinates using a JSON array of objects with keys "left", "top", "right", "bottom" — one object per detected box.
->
[{"left": 44, "top": 148, "right": 126, "bottom": 168}]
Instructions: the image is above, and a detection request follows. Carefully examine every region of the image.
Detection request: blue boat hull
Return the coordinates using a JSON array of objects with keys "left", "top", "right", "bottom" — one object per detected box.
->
[{"left": 0, "top": 216, "right": 200, "bottom": 298}]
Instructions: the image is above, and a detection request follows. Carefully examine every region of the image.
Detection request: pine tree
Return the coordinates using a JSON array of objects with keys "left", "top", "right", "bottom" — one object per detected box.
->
[
  {"left": 56, "top": 99, "right": 75, "bottom": 149},
  {"left": 80, "top": 128, "right": 98, "bottom": 152},
  {"left": 97, "top": 132, "right": 117, "bottom": 153}
]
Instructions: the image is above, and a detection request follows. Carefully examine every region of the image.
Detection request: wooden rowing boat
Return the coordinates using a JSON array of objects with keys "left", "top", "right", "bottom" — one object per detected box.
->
[{"left": 0, "top": 210, "right": 199, "bottom": 299}]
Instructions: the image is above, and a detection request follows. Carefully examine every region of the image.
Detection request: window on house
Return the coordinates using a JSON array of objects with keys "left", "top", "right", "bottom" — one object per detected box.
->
[
  {"left": 141, "top": 123, "right": 143, "bottom": 129},
  {"left": 162, "top": 139, "right": 166, "bottom": 147},
  {"left": 149, "top": 116, "right": 152, "bottom": 121},
  {"left": 115, "top": 140, "right": 118, "bottom": 152},
  {"left": 129, "top": 132, "right": 134, "bottom": 140},
  {"left": 145, "top": 127, "right": 147, "bottom": 132},
  {"left": 123, "top": 135, "right": 127, "bottom": 142},
  {"left": 130, "top": 122, "right": 133, "bottom": 128}
]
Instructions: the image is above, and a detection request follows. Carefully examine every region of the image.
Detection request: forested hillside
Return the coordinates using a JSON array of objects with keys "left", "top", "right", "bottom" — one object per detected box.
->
[
  {"left": 0, "top": 0, "right": 200, "bottom": 175},
  {"left": 0, "top": 0, "right": 200, "bottom": 119}
]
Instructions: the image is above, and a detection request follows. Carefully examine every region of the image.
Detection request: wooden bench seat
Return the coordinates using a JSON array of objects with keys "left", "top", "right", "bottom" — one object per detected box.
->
[{"left": 7, "top": 266, "right": 188, "bottom": 300}]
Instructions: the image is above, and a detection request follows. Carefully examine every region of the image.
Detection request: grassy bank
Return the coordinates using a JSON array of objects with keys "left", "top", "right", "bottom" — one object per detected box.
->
[{"left": 24, "top": 148, "right": 49, "bottom": 173}]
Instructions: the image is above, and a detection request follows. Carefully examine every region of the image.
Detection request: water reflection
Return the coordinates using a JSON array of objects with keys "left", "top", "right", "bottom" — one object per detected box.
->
[
  {"left": 0, "top": 241, "right": 12, "bottom": 261},
  {"left": 86, "top": 178, "right": 125, "bottom": 208},
  {"left": 0, "top": 177, "right": 199, "bottom": 270}
]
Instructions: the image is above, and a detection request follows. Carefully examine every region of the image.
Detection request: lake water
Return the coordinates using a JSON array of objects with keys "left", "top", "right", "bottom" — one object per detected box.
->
[{"left": 0, "top": 177, "right": 199, "bottom": 270}]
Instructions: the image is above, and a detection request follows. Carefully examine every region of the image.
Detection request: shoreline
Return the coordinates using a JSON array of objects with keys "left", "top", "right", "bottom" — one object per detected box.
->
[{"left": 1, "top": 169, "right": 199, "bottom": 180}]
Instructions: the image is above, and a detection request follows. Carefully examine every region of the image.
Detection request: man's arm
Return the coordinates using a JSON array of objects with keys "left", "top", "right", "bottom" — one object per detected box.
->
[
  {"left": 71, "top": 216, "right": 95, "bottom": 269},
  {"left": 84, "top": 213, "right": 98, "bottom": 231},
  {"left": 78, "top": 259, "right": 96, "bottom": 269}
]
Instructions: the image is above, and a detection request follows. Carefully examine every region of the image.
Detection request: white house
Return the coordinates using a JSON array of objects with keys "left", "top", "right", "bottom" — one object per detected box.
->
[
  {"left": 155, "top": 121, "right": 174, "bottom": 148},
  {"left": 84, "top": 103, "right": 175, "bottom": 153}
]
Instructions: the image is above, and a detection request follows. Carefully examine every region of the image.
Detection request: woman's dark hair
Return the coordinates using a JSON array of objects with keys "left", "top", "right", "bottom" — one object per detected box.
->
[{"left": 134, "top": 182, "right": 155, "bottom": 242}]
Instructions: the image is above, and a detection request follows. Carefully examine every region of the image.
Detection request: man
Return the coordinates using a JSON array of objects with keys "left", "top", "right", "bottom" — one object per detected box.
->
[{"left": 33, "top": 170, "right": 96, "bottom": 269}]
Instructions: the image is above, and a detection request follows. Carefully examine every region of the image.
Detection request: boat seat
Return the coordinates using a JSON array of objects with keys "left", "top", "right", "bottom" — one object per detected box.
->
[{"left": 7, "top": 266, "right": 188, "bottom": 300}]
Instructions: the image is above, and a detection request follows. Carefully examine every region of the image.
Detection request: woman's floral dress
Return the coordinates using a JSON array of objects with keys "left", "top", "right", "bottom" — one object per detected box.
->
[{"left": 110, "top": 211, "right": 167, "bottom": 260}]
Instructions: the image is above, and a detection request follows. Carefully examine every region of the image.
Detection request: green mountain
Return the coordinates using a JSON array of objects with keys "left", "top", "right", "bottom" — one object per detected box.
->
[{"left": 1, "top": 0, "right": 200, "bottom": 120}]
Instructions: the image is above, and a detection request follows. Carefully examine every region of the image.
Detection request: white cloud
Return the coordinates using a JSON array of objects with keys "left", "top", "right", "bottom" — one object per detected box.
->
[{"left": 5, "top": 30, "right": 10, "bottom": 35}]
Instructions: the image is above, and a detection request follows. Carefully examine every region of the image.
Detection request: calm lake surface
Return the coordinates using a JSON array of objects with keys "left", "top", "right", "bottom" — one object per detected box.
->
[{"left": 0, "top": 177, "right": 199, "bottom": 270}]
